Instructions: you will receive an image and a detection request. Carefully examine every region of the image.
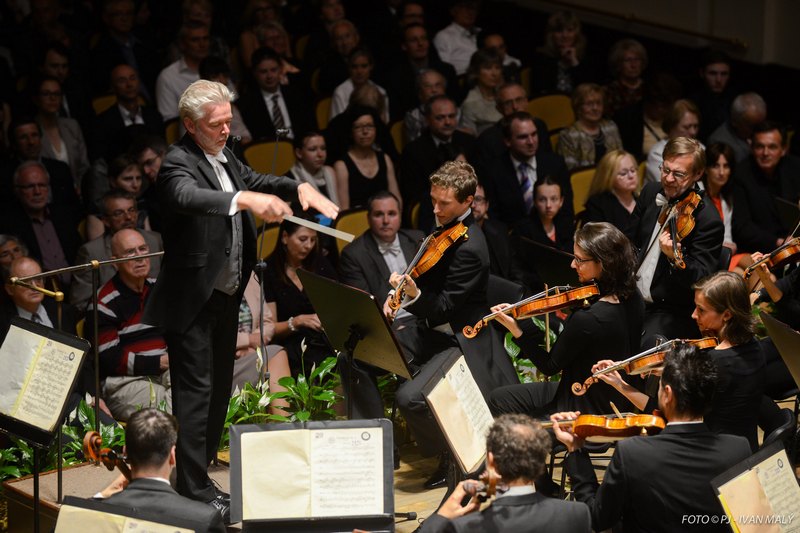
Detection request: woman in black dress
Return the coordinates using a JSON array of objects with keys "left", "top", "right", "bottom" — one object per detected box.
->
[
  {"left": 262, "top": 217, "right": 337, "bottom": 376},
  {"left": 583, "top": 149, "right": 639, "bottom": 234},
  {"left": 489, "top": 222, "right": 644, "bottom": 418}
]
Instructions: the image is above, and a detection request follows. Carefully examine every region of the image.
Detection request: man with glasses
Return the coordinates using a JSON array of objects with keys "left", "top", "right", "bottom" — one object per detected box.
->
[
  {"left": 71, "top": 190, "right": 163, "bottom": 312},
  {"left": 86, "top": 228, "right": 171, "bottom": 421},
  {"left": 628, "top": 136, "right": 723, "bottom": 345}
]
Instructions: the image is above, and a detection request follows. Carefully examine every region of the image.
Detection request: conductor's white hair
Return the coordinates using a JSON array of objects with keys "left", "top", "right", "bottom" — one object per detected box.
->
[{"left": 179, "top": 80, "right": 236, "bottom": 123}]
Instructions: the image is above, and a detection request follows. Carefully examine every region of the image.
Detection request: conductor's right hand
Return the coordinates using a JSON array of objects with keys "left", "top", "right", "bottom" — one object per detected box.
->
[{"left": 237, "top": 191, "right": 292, "bottom": 222}]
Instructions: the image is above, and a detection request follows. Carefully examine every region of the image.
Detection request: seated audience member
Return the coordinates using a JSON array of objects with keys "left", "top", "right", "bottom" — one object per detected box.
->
[
  {"left": 557, "top": 83, "right": 623, "bottom": 170},
  {"left": 71, "top": 191, "right": 163, "bottom": 312},
  {"left": 531, "top": 10, "right": 599, "bottom": 96},
  {"left": 330, "top": 47, "right": 389, "bottom": 123},
  {"left": 165, "top": 0, "right": 230, "bottom": 72},
  {"left": 401, "top": 95, "right": 475, "bottom": 230},
  {"left": 691, "top": 49, "right": 735, "bottom": 143},
  {"left": 91, "top": 64, "right": 164, "bottom": 161},
  {"left": 100, "top": 408, "right": 225, "bottom": 532},
  {"left": 628, "top": 137, "right": 723, "bottom": 344},
  {"left": 386, "top": 24, "right": 458, "bottom": 123},
  {"left": 37, "top": 41, "right": 94, "bottom": 134},
  {"left": 403, "top": 69, "right": 453, "bottom": 144},
  {"left": 317, "top": 19, "right": 360, "bottom": 96},
  {"left": 286, "top": 131, "right": 340, "bottom": 206},
  {"left": 87, "top": 229, "right": 171, "bottom": 421},
  {"left": 260, "top": 22, "right": 302, "bottom": 84},
  {"left": 512, "top": 176, "right": 574, "bottom": 253},
  {"left": 231, "top": 271, "right": 290, "bottom": 414},
  {"left": 583, "top": 149, "right": 639, "bottom": 234},
  {"left": 131, "top": 135, "right": 167, "bottom": 232},
  {"left": 702, "top": 143, "right": 739, "bottom": 261},
  {"left": 552, "top": 343, "right": 752, "bottom": 532},
  {"left": 238, "top": 0, "right": 284, "bottom": 70},
  {"left": 198, "top": 57, "right": 252, "bottom": 146},
  {"left": 155, "top": 21, "right": 210, "bottom": 122},
  {"left": 645, "top": 99, "right": 702, "bottom": 183},
  {"left": 0, "top": 235, "right": 27, "bottom": 270},
  {"left": 481, "top": 32, "right": 521, "bottom": 85},
  {"left": 471, "top": 184, "right": 513, "bottom": 280},
  {"left": 237, "top": 47, "right": 314, "bottom": 142},
  {"left": 32, "top": 75, "right": 91, "bottom": 191},
  {"left": 86, "top": 154, "right": 151, "bottom": 241},
  {"left": 614, "top": 71, "right": 682, "bottom": 161},
  {"left": 732, "top": 121, "right": 800, "bottom": 253},
  {"left": 333, "top": 107, "right": 400, "bottom": 210},
  {"left": 708, "top": 92, "right": 767, "bottom": 163},
  {"left": 491, "top": 222, "right": 643, "bottom": 418},
  {"left": 420, "top": 414, "right": 591, "bottom": 533},
  {"left": 433, "top": 0, "right": 480, "bottom": 77},
  {"left": 459, "top": 49, "right": 504, "bottom": 135},
  {"left": 476, "top": 111, "right": 570, "bottom": 227},
  {"left": 2, "top": 116, "right": 82, "bottom": 212},
  {"left": 604, "top": 38, "right": 648, "bottom": 118},
  {"left": 301, "top": 0, "right": 347, "bottom": 71},
  {"left": 0, "top": 161, "right": 82, "bottom": 290}
]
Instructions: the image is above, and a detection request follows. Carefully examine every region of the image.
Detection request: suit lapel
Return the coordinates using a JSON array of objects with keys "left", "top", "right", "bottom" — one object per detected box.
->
[{"left": 364, "top": 234, "right": 392, "bottom": 280}]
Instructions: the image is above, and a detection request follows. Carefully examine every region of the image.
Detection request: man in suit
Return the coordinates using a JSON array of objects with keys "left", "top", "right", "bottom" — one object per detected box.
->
[
  {"left": 471, "top": 184, "right": 512, "bottom": 280},
  {"left": 628, "top": 137, "right": 723, "bottom": 345},
  {"left": 237, "top": 47, "right": 314, "bottom": 142},
  {"left": 386, "top": 161, "right": 518, "bottom": 487},
  {"left": 71, "top": 191, "right": 162, "bottom": 312},
  {"left": 401, "top": 95, "right": 475, "bottom": 230},
  {"left": 422, "top": 414, "right": 591, "bottom": 533},
  {"left": 101, "top": 409, "right": 225, "bottom": 533},
  {"left": 91, "top": 64, "right": 163, "bottom": 161},
  {"left": 141, "top": 80, "right": 337, "bottom": 521},
  {"left": 475, "top": 111, "right": 570, "bottom": 227},
  {"left": 553, "top": 343, "right": 752, "bottom": 533}
]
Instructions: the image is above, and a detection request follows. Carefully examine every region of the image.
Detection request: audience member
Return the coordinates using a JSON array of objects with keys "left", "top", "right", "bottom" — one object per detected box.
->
[
  {"left": 37, "top": 41, "right": 93, "bottom": 134},
  {"left": 557, "top": 83, "right": 623, "bottom": 170},
  {"left": 708, "top": 92, "right": 767, "bottom": 163},
  {"left": 584, "top": 149, "right": 639, "bottom": 234},
  {"left": 0, "top": 235, "right": 27, "bottom": 270},
  {"left": 645, "top": 99, "right": 702, "bottom": 183},
  {"left": 86, "top": 228, "right": 170, "bottom": 420},
  {"left": 513, "top": 175, "right": 574, "bottom": 253},
  {"left": 131, "top": 134, "right": 167, "bottom": 232},
  {"left": 238, "top": 0, "right": 284, "bottom": 70},
  {"left": 702, "top": 143, "right": 739, "bottom": 258},
  {"left": 199, "top": 57, "right": 252, "bottom": 146},
  {"left": 481, "top": 32, "right": 521, "bottom": 84},
  {"left": 156, "top": 21, "right": 210, "bottom": 121},
  {"left": 532, "top": 10, "right": 599, "bottom": 96},
  {"left": 691, "top": 49, "right": 735, "bottom": 143},
  {"left": 302, "top": 0, "right": 347, "bottom": 71},
  {"left": 471, "top": 183, "right": 513, "bottom": 279},
  {"left": 433, "top": 0, "right": 480, "bottom": 76},
  {"left": 403, "top": 69, "right": 453, "bottom": 143},
  {"left": 459, "top": 49, "right": 503, "bottom": 135},
  {"left": 331, "top": 47, "right": 389, "bottom": 123},
  {"left": 286, "top": 131, "right": 340, "bottom": 206},
  {"left": 86, "top": 153, "right": 151, "bottom": 241},
  {"left": 604, "top": 39, "right": 648, "bottom": 117},
  {"left": 318, "top": 19, "right": 360, "bottom": 96},
  {"left": 71, "top": 190, "right": 162, "bottom": 312}
]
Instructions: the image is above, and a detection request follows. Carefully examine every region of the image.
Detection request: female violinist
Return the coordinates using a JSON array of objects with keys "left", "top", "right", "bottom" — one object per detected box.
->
[
  {"left": 488, "top": 222, "right": 644, "bottom": 418},
  {"left": 594, "top": 272, "right": 765, "bottom": 451}
]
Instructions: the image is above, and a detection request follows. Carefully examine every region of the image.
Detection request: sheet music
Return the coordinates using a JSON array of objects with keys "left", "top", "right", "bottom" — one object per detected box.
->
[
  {"left": 310, "top": 427, "right": 383, "bottom": 517},
  {"left": 56, "top": 505, "right": 193, "bottom": 533},
  {"left": 0, "top": 325, "right": 83, "bottom": 431}
]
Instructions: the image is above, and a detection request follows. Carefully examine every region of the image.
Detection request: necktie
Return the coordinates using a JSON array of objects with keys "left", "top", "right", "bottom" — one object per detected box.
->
[
  {"left": 271, "top": 94, "right": 286, "bottom": 130},
  {"left": 30, "top": 312, "right": 41, "bottom": 324},
  {"left": 519, "top": 162, "right": 533, "bottom": 214},
  {"left": 438, "top": 142, "right": 455, "bottom": 162}
]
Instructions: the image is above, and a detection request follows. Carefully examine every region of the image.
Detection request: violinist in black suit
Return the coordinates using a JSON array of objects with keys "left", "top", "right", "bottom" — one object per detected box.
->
[
  {"left": 552, "top": 343, "right": 752, "bottom": 533},
  {"left": 141, "top": 80, "right": 337, "bottom": 521}
]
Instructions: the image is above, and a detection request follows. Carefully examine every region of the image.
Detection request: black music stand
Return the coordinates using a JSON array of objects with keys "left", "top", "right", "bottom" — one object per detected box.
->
[
  {"left": 297, "top": 270, "right": 412, "bottom": 419},
  {"left": 0, "top": 317, "right": 90, "bottom": 533}
]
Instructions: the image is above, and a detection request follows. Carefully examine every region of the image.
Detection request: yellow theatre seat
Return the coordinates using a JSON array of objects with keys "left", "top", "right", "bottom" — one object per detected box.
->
[
  {"left": 334, "top": 208, "right": 369, "bottom": 254},
  {"left": 244, "top": 141, "right": 295, "bottom": 176},
  {"left": 528, "top": 94, "right": 575, "bottom": 132},
  {"left": 570, "top": 166, "right": 596, "bottom": 215}
]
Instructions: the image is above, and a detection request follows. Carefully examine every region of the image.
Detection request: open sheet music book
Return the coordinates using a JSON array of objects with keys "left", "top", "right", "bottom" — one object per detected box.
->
[{"left": 424, "top": 353, "right": 494, "bottom": 474}]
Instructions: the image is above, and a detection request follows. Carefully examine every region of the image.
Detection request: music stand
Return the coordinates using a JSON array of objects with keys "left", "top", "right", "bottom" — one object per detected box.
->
[
  {"left": 0, "top": 317, "right": 90, "bottom": 533},
  {"left": 297, "top": 270, "right": 412, "bottom": 419},
  {"left": 761, "top": 312, "right": 800, "bottom": 388}
]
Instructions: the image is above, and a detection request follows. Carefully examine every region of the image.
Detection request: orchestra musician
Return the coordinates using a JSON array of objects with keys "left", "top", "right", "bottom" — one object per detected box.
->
[
  {"left": 488, "top": 222, "right": 644, "bottom": 418},
  {"left": 628, "top": 136, "right": 724, "bottom": 346},
  {"left": 552, "top": 343, "right": 752, "bottom": 533},
  {"left": 593, "top": 271, "right": 765, "bottom": 451},
  {"left": 387, "top": 160, "right": 517, "bottom": 489}
]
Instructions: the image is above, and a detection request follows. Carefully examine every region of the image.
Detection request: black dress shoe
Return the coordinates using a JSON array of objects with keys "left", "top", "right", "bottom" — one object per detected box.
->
[
  {"left": 423, "top": 453, "right": 450, "bottom": 490},
  {"left": 212, "top": 479, "right": 230, "bottom": 504},
  {"left": 208, "top": 494, "right": 232, "bottom": 524}
]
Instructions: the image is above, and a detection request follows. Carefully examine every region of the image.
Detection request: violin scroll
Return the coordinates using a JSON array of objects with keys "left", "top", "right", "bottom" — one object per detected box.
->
[
  {"left": 83, "top": 430, "right": 131, "bottom": 481},
  {"left": 462, "top": 321, "right": 484, "bottom": 339}
]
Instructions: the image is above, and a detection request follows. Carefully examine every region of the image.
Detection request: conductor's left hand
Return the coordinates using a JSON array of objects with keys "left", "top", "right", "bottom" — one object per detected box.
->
[{"left": 298, "top": 183, "right": 340, "bottom": 219}]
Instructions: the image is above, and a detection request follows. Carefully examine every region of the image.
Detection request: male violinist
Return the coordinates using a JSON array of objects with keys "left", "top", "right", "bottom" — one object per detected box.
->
[
  {"left": 627, "top": 136, "right": 723, "bottom": 346},
  {"left": 385, "top": 161, "right": 518, "bottom": 489},
  {"left": 551, "top": 343, "right": 751, "bottom": 533}
]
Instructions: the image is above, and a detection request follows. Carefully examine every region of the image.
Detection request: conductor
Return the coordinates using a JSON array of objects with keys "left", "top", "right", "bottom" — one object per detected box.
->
[{"left": 142, "top": 80, "right": 338, "bottom": 521}]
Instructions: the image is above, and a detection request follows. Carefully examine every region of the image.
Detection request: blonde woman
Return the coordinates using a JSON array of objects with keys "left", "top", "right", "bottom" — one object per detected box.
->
[{"left": 583, "top": 149, "right": 639, "bottom": 234}]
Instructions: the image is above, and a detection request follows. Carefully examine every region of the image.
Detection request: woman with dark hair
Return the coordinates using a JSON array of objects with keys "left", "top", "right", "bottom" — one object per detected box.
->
[
  {"left": 604, "top": 39, "right": 648, "bottom": 117},
  {"left": 594, "top": 271, "right": 765, "bottom": 451},
  {"left": 531, "top": 10, "right": 599, "bottom": 96},
  {"left": 489, "top": 222, "right": 644, "bottom": 418},
  {"left": 287, "top": 131, "right": 339, "bottom": 206},
  {"left": 513, "top": 176, "right": 574, "bottom": 252},
  {"left": 262, "top": 216, "right": 338, "bottom": 375},
  {"left": 332, "top": 106, "right": 400, "bottom": 209},
  {"left": 703, "top": 143, "right": 739, "bottom": 257},
  {"left": 460, "top": 49, "right": 503, "bottom": 134}
]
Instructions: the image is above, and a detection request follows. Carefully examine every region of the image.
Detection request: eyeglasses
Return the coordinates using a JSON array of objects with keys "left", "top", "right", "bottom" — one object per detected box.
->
[
  {"left": 659, "top": 163, "right": 691, "bottom": 182},
  {"left": 572, "top": 254, "right": 595, "bottom": 264},
  {"left": 108, "top": 207, "right": 138, "bottom": 219},
  {"left": 472, "top": 195, "right": 487, "bottom": 204}
]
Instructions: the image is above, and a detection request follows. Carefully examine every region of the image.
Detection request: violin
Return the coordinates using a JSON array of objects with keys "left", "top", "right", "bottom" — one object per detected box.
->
[
  {"left": 387, "top": 222, "right": 469, "bottom": 312},
  {"left": 83, "top": 431, "right": 131, "bottom": 481},
  {"left": 571, "top": 337, "right": 718, "bottom": 396},
  {"left": 659, "top": 191, "right": 702, "bottom": 270},
  {"left": 463, "top": 284, "right": 599, "bottom": 338},
  {"left": 744, "top": 237, "right": 800, "bottom": 279},
  {"left": 463, "top": 470, "right": 498, "bottom": 503},
  {"left": 541, "top": 412, "right": 666, "bottom": 442}
]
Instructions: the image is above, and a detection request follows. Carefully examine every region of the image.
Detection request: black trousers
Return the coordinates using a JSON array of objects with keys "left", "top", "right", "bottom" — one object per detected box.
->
[
  {"left": 165, "top": 290, "right": 239, "bottom": 502},
  {"left": 488, "top": 381, "right": 560, "bottom": 419}
]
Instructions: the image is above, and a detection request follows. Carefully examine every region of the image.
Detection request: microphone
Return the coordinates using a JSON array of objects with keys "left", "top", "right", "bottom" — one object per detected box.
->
[{"left": 275, "top": 128, "right": 291, "bottom": 138}]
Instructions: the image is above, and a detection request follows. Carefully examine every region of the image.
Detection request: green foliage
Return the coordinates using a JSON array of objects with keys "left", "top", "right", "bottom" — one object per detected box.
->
[{"left": 505, "top": 316, "right": 563, "bottom": 383}]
